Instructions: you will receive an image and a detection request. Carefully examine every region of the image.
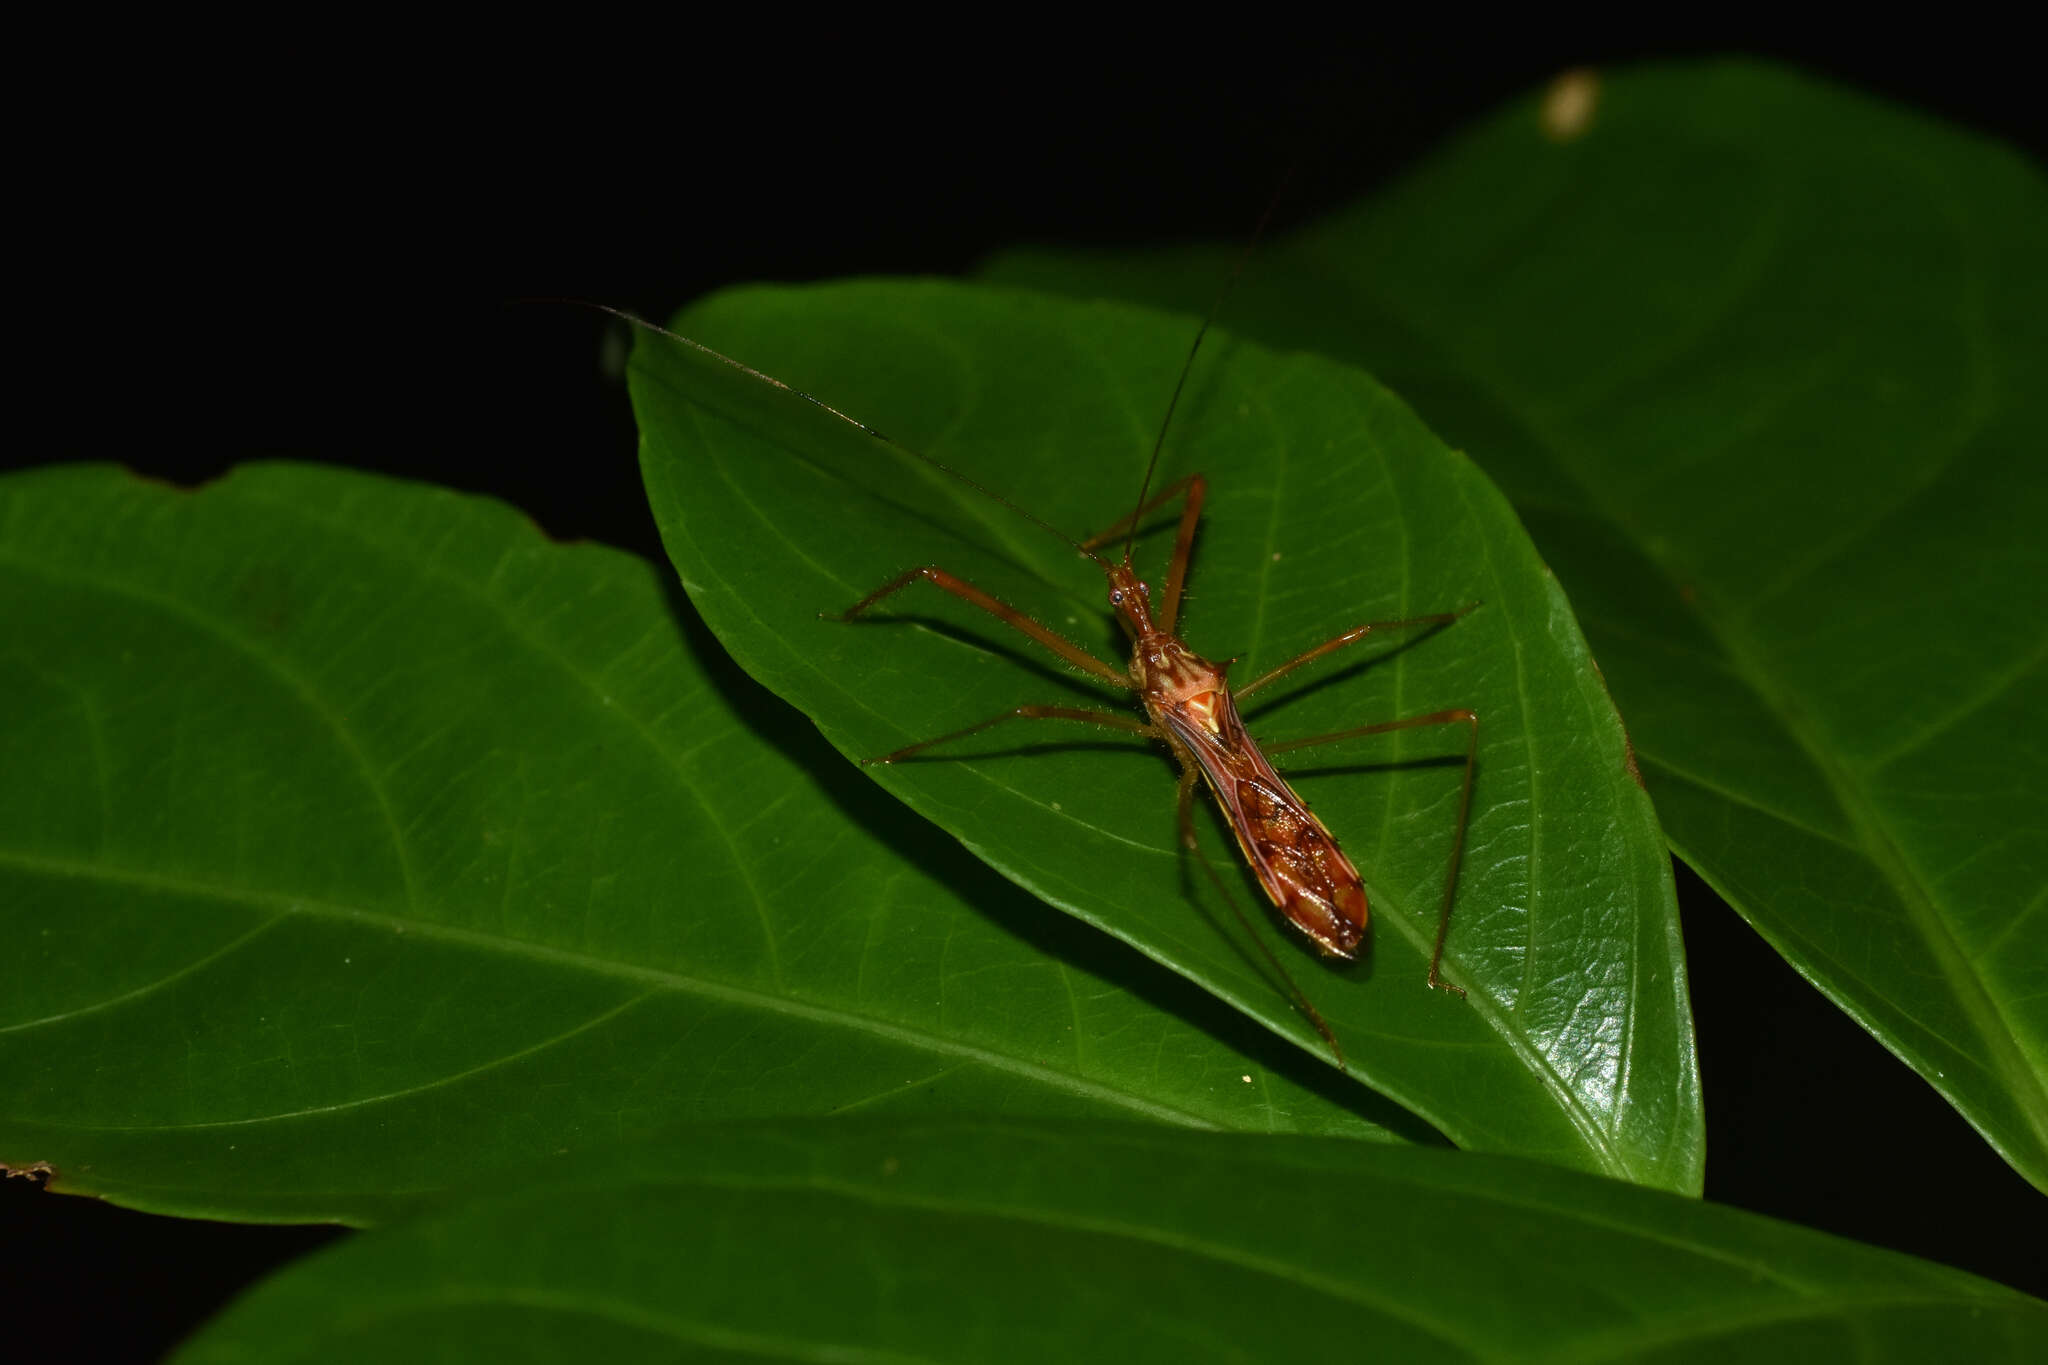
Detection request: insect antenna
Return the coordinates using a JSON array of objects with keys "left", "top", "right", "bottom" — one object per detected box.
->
[
  {"left": 573, "top": 300, "right": 1103, "bottom": 565},
  {"left": 1122, "top": 179, "right": 1292, "bottom": 566}
]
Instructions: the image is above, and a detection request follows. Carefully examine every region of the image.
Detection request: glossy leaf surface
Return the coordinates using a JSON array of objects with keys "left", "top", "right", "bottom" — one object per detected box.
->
[
  {"left": 0, "top": 464, "right": 1408, "bottom": 1226},
  {"left": 985, "top": 62, "right": 2048, "bottom": 1190},
  {"left": 174, "top": 1120, "right": 2048, "bottom": 1364},
  {"left": 632, "top": 283, "right": 1697, "bottom": 1190}
]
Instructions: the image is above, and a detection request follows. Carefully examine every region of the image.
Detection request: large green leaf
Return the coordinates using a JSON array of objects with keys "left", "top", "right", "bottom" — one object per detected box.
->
[
  {"left": 173, "top": 1119, "right": 2046, "bottom": 1363},
  {"left": 984, "top": 62, "right": 2048, "bottom": 1190},
  {"left": 0, "top": 464, "right": 1414, "bottom": 1226},
  {"left": 631, "top": 282, "right": 1697, "bottom": 1190}
]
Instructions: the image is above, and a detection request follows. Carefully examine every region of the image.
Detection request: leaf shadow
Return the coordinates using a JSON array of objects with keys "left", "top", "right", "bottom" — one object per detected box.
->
[
  {"left": 1238, "top": 617, "right": 1464, "bottom": 726},
  {"left": 833, "top": 614, "right": 1122, "bottom": 700},
  {"left": 883, "top": 740, "right": 1158, "bottom": 765},
  {"left": 1275, "top": 754, "right": 1470, "bottom": 781}
]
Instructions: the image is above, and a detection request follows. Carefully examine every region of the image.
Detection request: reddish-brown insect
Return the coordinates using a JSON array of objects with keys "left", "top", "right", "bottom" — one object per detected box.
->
[{"left": 602, "top": 298, "right": 1480, "bottom": 1066}]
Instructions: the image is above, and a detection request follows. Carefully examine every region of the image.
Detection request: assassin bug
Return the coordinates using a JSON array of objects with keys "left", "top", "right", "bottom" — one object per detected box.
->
[{"left": 601, "top": 281, "right": 1480, "bottom": 1066}]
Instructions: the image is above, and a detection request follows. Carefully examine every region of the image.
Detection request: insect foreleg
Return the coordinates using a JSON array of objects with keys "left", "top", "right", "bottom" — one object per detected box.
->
[
  {"left": 1263, "top": 709, "right": 1480, "bottom": 997},
  {"left": 1078, "top": 473, "right": 1207, "bottom": 636}
]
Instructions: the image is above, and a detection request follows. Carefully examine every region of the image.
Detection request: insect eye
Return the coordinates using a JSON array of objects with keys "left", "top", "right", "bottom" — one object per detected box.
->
[{"left": 1109, "top": 588, "right": 1124, "bottom": 605}]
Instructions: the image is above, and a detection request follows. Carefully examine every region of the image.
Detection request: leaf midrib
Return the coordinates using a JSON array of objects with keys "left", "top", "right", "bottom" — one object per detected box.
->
[{"left": 0, "top": 846, "right": 1225, "bottom": 1131}]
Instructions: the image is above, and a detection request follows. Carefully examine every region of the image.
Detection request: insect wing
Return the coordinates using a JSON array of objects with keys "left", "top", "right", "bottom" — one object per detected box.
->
[{"left": 1159, "top": 696, "right": 1370, "bottom": 959}]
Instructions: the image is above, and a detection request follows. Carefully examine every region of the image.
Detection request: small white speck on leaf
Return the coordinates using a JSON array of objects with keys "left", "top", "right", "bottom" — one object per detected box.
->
[{"left": 1541, "top": 67, "right": 1600, "bottom": 141}]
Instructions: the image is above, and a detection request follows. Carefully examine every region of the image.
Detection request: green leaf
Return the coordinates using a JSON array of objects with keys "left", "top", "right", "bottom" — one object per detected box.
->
[
  {"left": 172, "top": 1120, "right": 2047, "bottom": 1364},
  {"left": 0, "top": 464, "right": 1413, "bottom": 1226},
  {"left": 984, "top": 62, "right": 2048, "bottom": 1191},
  {"left": 631, "top": 282, "right": 1697, "bottom": 1191}
]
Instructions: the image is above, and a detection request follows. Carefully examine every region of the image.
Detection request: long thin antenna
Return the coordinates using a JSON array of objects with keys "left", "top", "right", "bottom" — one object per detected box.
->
[
  {"left": 1123, "top": 173, "right": 1295, "bottom": 564},
  {"left": 569, "top": 300, "right": 1102, "bottom": 563}
]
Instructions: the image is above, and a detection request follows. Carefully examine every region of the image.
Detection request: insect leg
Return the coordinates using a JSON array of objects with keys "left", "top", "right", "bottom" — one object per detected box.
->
[
  {"left": 1264, "top": 709, "right": 1480, "bottom": 997},
  {"left": 863, "top": 706, "right": 1155, "bottom": 766},
  {"left": 1176, "top": 765, "right": 1348, "bottom": 1069},
  {"left": 1078, "top": 474, "right": 1206, "bottom": 636},
  {"left": 1234, "top": 602, "right": 1483, "bottom": 700},
  {"left": 830, "top": 565, "right": 1132, "bottom": 687}
]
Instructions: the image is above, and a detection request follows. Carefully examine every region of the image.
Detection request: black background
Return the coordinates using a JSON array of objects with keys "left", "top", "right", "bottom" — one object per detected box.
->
[{"left": 9, "top": 36, "right": 2043, "bottom": 1360}]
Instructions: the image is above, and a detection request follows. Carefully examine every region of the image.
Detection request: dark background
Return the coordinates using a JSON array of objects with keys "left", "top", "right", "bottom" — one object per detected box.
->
[{"left": 9, "top": 38, "right": 2043, "bottom": 1359}]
